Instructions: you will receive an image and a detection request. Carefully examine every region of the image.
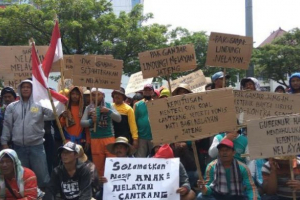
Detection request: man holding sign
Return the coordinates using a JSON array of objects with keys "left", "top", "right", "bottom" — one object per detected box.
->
[{"left": 197, "top": 139, "right": 259, "bottom": 200}]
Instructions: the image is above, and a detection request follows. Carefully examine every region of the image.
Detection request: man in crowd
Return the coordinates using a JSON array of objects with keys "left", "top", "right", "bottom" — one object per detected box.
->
[
  {"left": 240, "top": 77, "right": 261, "bottom": 91},
  {"left": 81, "top": 88, "right": 121, "bottom": 177},
  {"left": 1, "top": 80, "right": 52, "bottom": 189},
  {"left": 289, "top": 72, "right": 300, "bottom": 94},
  {"left": 44, "top": 141, "right": 92, "bottom": 200},
  {"left": 134, "top": 84, "right": 154, "bottom": 157},
  {"left": 111, "top": 88, "right": 138, "bottom": 148},
  {"left": 159, "top": 88, "right": 171, "bottom": 98},
  {"left": 154, "top": 144, "right": 196, "bottom": 200},
  {"left": 172, "top": 83, "right": 192, "bottom": 96},
  {"left": 0, "top": 87, "right": 16, "bottom": 138},
  {"left": 0, "top": 149, "right": 38, "bottom": 199},
  {"left": 211, "top": 72, "right": 230, "bottom": 89},
  {"left": 262, "top": 157, "right": 300, "bottom": 199},
  {"left": 197, "top": 139, "right": 259, "bottom": 200}
]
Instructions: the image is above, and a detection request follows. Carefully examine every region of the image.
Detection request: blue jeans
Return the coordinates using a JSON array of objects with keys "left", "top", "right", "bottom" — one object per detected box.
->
[{"left": 14, "top": 144, "right": 50, "bottom": 188}]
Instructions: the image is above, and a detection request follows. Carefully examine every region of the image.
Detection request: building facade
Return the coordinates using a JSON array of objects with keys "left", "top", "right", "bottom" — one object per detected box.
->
[{"left": 111, "top": 0, "right": 144, "bottom": 16}]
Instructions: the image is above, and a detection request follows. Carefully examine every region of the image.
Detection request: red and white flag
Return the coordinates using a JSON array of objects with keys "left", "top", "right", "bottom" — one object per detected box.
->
[
  {"left": 42, "top": 20, "right": 63, "bottom": 78},
  {"left": 32, "top": 21, "right": 67, "bottom": 114}
]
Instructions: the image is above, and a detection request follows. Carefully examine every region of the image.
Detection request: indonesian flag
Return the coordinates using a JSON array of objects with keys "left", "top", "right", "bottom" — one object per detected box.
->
[
  {"left": 42, "top": 20, "right": 63, "bottom": 78},
  {"left": 31, "top": 21, "right": 67, "bottom": 115}
]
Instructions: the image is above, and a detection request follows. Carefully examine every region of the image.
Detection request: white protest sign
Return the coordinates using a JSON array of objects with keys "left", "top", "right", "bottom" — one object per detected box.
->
[
  {"left": 125, "top": 71, "right": 153, "bottom": 95},
  {"left": 247, "top": 115, "right": 300, "bottom": 159},
  {"left": 104, "top": 158, "right": 180, "bottom": 200}
]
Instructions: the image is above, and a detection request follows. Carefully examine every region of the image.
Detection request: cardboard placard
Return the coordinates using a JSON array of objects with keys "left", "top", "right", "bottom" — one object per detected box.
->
[
  {"left": 206, "top": 32, "right": 253, "bottom": 69},
  {"left": 147, "top": 88, "right": 237, "bottom": 143},
  {"left": 104, "top": 158, "right": 180, "bottom": 200},
  {"left": 170, "top": 69, "right": 206, "bottom": 92},
  {"left": 234, "top": 90, "right": 300, "bottom": 124},
  {"left": 247, "top": 115, "right": 300, "bottom": 159},
  {"left": 139, "top": 44, "right": 197, "bottom": 79},
  {"left": 125, "top": 71, "right": 153, "bottom": 95}
]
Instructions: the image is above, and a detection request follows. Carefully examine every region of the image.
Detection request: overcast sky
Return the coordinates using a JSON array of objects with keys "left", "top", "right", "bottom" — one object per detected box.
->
[{"left": 143, "top": 0, "right": 300, "bottom": 47}]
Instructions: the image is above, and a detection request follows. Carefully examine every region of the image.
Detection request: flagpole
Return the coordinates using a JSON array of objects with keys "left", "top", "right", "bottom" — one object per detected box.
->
[{"left": 31, "top": 38, "right": 66, "bottom": 144}]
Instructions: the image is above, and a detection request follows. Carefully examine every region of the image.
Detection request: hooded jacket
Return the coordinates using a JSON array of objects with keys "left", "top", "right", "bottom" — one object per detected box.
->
[
  {"left": 289, "top": 73, "right": 300, "bottom": 94},
  {"left": 1, "top": 80, "right": 54, "bottom": 146},
  {"left": 154, "top": 144, "right": 191, "bottom": 192},
  {"left": 0, "top": 149, "right": 37, "bottom": 199},
  {"left": 240, "top": 77, "right": 261, "bottom": 91}
]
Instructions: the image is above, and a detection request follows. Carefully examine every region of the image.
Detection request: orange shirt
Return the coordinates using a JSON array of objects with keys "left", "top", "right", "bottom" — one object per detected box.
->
[{"left": 5, "top": 167, "right": 37, "bottom": 200}]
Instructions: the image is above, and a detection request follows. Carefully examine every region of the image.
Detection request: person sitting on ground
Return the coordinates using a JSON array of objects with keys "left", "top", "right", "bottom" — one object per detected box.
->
[
  {"left": 154, "top": 144, "right": 196, "bottom": 200},
  {"left": 262, "top": 157, "right": 300, "bottom": 199},
  {"left": 44, "top": 142, "right": 92, "bottom": 200},
  {"left": 197, "top": 139, "right": 260, "bottom": 200},
  {"left": 0, "top": 149, "right": 38, "bottom": 200}
]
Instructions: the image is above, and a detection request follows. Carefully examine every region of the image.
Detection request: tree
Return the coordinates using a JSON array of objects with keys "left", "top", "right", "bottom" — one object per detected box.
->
[
  {"left": 0, "top": 0, "right": 169, "bottom": 74},
  {"left": 252, "top": 28, "right": 300, "bottom": 87}
]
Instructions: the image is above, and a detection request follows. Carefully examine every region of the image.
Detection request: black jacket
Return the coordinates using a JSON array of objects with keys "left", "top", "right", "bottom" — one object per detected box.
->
[{"left": 44, "top": 161, "right": 92, "bottom": 200}]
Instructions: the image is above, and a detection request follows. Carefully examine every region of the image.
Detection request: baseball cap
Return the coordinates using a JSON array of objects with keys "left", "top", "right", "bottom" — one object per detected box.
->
[
  {"left": 1, "top": 87, "right": 16, "bottom": 99},
  {"left": 211, "top": 72, "right": 230, "bottom": 82},
  {"left": 144, "top": 84, "right": 154, "bottom": 90},
  {"left": 217, "top": 139, "right": 234, "bottom": 149},
  {"left": 58, "top": 141, "right": 80, "bottom": 154}
]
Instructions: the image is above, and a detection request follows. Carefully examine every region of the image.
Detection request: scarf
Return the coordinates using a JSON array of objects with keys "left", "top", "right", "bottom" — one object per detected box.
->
[
  {"left": 0, "top": 149, "right": 25, "bottom": 198},
  {"left": 210, "top": 158, "right": 243, "bottom": 196}
]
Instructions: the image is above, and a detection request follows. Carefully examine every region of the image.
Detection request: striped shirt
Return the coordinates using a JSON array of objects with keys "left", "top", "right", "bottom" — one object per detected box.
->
[
  {"left": 205, "top": 159, "right": 260, "bottom": 200},
  {"left": 262, "top": 159, "right": 300, "bottom": 198}
]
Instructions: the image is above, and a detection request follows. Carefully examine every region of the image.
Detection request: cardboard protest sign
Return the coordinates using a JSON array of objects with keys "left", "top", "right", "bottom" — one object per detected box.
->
[
  {"left": 104, "top": 158, "right": 180, "bottom": 200},
  {"left": 247, "top": 115, "right": 300, "bottom": 159},
  {"left": 234, "top": 90, "right": 300, "bottom": 124},
  {"left": 147, "top": 88, "right": 237, "bottom": 143},
  {"left": 171, "top": 69, "right": 206, "bottom": 92},
  {"left": 139, "top": 44, "right": 197, "bottom": 79},
  {"left": 206, "top": 32, "right": 253, "bottom": 70},
  {"left": 125, "top": 71, "right": 153, "bottom": 95}
]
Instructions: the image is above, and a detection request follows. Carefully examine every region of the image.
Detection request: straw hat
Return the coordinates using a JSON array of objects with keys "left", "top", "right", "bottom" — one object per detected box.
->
[
  {"left": 172, "top": 83, "right": 192, "bottom": 96},
  {"left": 106, "top": 137, "right": 136, "bottom": 156},
  {"left": 77, "top": 145, "right": 88, "bottom": 163}
]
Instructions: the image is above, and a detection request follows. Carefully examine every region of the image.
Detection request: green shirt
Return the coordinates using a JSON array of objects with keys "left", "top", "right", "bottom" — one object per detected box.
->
[
  {"left": 225, "top": 168, "right": 231, "bottom": 192},
  {"left": 134, "top": 100, "right": 152, "bottom": 140}
]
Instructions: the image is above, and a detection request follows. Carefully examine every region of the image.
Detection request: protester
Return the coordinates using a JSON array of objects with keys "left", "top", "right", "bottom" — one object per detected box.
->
[
  {"left": 0, "top": 87, "right": 16, "bottom": 140},
  {"left": 124, "top": 97, "right": 133, "bottom": 106},
  {"left": 134, "top": 84, "right": 154, "bottom": 157},
  {"left": 83, "top": 89, "right": 91, "bottom": 107},
  {"left": 172, "top": 83, "right": 192, "bottom": 96},
  {"left": 159, "top": 88, "right": 171, "bottom": 98},
  {"left": 1, "top": 80, "right": 52, "bottom": 189},
  {"left": 289, "top": 72, "right": 300, "bottom": 94},
  {"left": 197, "top": 139, "right": 260, "bottom": 200},
  {"left": 205, "top": 83, "right": 213, "bottom": 91},
  {"left": 154, "top": 144, "right": 196, "bottom": 200},
  {"left": 240, "top": 77, "right": 261, "bottom": 91},
  {"left": 0, "top": 149, "right": 38, "bottom": 199},
  {"left": 211, "top": 72, "right": 230, "bottom": 89},
  {"left": 274, "top": 85, "right": 286, "bottom": 93},
  {"left": 77, "top": 144, "right": 100, "bottom": 199},
  {"left": 262, "top": 157, "right": 300, "bottom": 199},
  {"left": 60, "top": 86, "right": 90, "bottom": 145},
  {"left": 44, "top": 142, "right": 92, "bottom": 200},
  {"left": 153, "top": 89, "right": 160, "bottom": 99},
  {"left": 171, "top": 142, "right": 198, "bottom": 188},
  {"left": 80, "top": 88, "right": 121, "bottom": 176},
  {"left": 131, "top": 93, "right": 143, "bottom": 107},
  {"left": 111, "top": 88, "right": 138, "bottom": 147}
]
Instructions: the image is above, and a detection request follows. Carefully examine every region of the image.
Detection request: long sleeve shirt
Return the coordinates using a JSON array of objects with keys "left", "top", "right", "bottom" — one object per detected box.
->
[{"left": 204, "top": 159, "right": 260, "bottom": 200}]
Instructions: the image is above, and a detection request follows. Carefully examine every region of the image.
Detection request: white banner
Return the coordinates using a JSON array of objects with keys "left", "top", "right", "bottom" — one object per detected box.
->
[{"left": 104, "top": 158, "right": 180, "bottom": 200}]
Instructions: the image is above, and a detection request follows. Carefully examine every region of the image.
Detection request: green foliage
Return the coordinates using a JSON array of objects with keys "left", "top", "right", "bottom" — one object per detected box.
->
[
  {"left": 0, "top": 0, "right": 168, "bottom": 74},
  {"left": 252, "top": 28, "right": 300, "bottom": 87}
]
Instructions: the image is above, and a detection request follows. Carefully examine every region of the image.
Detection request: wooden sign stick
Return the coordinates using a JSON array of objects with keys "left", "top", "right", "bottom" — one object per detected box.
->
[
  {"left": 94, "top": 88, "right": 98, "bottom": 132},
  {"left": 223, "top": 68, "right": 226, "bottom": 88},
  {"left": 289, "top": 157, "right": 297, "bottom": 200}
]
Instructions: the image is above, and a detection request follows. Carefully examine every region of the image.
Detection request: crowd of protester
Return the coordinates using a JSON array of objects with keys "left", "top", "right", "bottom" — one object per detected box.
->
[{"left": 0, "top": 72, "right": 299, "bottom": 199}]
